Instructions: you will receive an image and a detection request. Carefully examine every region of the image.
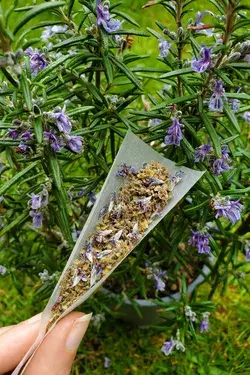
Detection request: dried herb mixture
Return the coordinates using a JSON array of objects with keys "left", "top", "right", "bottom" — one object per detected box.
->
[{"left": 50, "top": 161, "right": 180, "bottom": 325}]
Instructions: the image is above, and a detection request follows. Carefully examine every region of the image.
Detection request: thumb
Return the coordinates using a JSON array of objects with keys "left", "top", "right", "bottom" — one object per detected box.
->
[{"left": 24, "top": 312, "right": 92, "bottom": 375}]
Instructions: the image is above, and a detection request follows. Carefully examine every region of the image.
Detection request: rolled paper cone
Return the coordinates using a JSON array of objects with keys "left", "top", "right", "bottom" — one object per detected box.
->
[{"left": 13, "top": 130, "right": 204, "bottom": 375}]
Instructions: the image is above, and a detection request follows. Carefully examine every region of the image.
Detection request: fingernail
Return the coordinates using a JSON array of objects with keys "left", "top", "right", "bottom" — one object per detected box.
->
[
  {"left": 26, "top": 313, "right": 42, "bottom": 324},
  {"left": 66, "top": 313, "right": 92, "bottom": 352}
]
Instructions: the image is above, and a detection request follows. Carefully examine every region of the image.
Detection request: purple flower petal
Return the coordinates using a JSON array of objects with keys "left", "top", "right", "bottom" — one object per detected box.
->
[
  {"left": 191, "top": 45, "right": 212, "bottom": 73},
  {"left": 164, "top": 118, "right": 184, "bottom": 146}
]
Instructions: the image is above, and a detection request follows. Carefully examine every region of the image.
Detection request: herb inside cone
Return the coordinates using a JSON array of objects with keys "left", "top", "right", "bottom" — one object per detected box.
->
[{"left": 49, "top": 162, "right": 181, "bottom": 326}]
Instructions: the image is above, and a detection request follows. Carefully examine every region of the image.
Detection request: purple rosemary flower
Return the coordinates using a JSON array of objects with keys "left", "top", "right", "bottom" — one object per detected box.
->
[
  {"left": 194, "top": 144, "right": 212, "bottom": 162},
  {"left": 50, "top": 106, "right": 72, "bottom": 134},
  {"left": 108, "top": 192, "right": 117, "bottom": 212},
  {"left": 161, "top": 338, "right": 175, "bottom": 356},
  {"left": 28, "top": 187, "right": 48, "bottom": 209},
  {"left": 159, "top": 40, "right": 171, "bottom": 58},
  {"left": 116, "top": 163, "right": 137, "bottom": 177},
  {"left": 104, "top": 357, "right": 111, "bottom": 369},
  {"left": 0, "top": 265, "right": 7, "bottom": 276},
  {"left": 0, "top": 197, "right": 3, "bottom": 203},
  {"left": 200, "top": 312, "right": 210, "bottom": 333},
  {"left": 29, "top": 193, "right": 42, "bottom": 210},
  {"left": 229, "top": 89, "right": 241, "bottom": 113},
  {"left": 188, "top": 230, "right": 211, "bottom": 254},
  {"left": 97, "top": 1, "right": 122, "bottom": 33},
  {"left": 18, "top": 142, "right": 29, "bottom": 151},
  {"left": 195, "top": 11, "right": 214, "bottom": 36},
  {"left": 244, "top": 54, "right": 250, "bottom": 62},
  {"left": 96, "top": 250, "right": 112, "bottom": 260},
  {"left": 97, "top": 0, "right": 110, "bottom": 26},
  {"left": 200, "top": 320, "right": 209, "bottom": 332},
  {"left": 154, "top": 270, "right": 167, "bottom": 292},
  {"left": 164, "top": 118, "right": 184, "bottom": 146},
  {"left": 150, "top": 118, "right": 162, "bottom": 126},
  {"left": 66, "top": 135, "right": 83, "bottom": 153},
  {"left": 242, "top": 111, "right": 250, "bottom": 123},
  {"left": 29, "top": 210, "right": 44, "bottom": 228},
  {"left": 146, "top": 263, "right": 168, "bottom": 292},
  {"left": 9, "top": 128, "right": 19, "bottom": 139},
  {"left": 192, "top": 45, "right": 212, "bottom": 73},
  {"left": 103, "top": 18, "right": 123, "bottom": 33},
  {"left": 209, "top": 80, "right": 226, "bottom": 112},
  {"left": 44, "top": 131, "right": 65, "bottom": 152},
  {"left": 21, "top": 130, "right": 33, "bottom": 141},
  {"left": 245, "top": 246, "right": 250, "bottom": 261},
  {"left": 212, "top": 195, "right": 244, "bottom": 224},
  {"left": 221, "top": 145, "right": 231, "bottom": 161},
  {"left": 212, "top": 158, "right": 230, "bottom": 175},
  {"left": 230, "top": 98, "right": 240, "bottom": 113},
  {"left": 25, "top": 48, "right": 47, "bottom": 76}
]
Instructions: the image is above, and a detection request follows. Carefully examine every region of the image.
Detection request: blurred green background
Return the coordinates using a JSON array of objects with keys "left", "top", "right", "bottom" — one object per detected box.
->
[{"left": 0, "top": 1, "right": 250, "bottom": 374}]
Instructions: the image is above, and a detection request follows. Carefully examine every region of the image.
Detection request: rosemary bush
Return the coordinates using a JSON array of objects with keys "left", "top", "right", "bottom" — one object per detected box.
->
[{"left": 0, "top": 0, "right": 249, "bottom": 355}]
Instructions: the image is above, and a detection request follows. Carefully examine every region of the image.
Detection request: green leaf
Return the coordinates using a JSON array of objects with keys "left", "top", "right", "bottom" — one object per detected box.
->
[
  {"left": 50, "top": 35, "right": 88, "bottom": 50},
  {"left": 109, "top": 55, "right": 142, "bottom": 90},
  {"left": 33, "top": 106, "right": 43, "bottom": 144},
  {"left": 227, "top": 62, "right": 250, "bottom": 69},
  {"left": 68, "top": 0, "right": 75, "bottom": 17},
  {"left": 103, "top": 55, "right": 113, "bottom": 85},
  {"left": 67, "top": 106, "right": 94, "bottom": 116},
  {"left": 0, "top": 161, "right": 39, "bottom": 195},
  {"left": 1, "top": 68, "right": 18, "bottom": 87},
  {"left": 160, "top": 68, "right": 193, "bottom": 79},
  {"left": 200, "top": 113, "right": 221, "bottom": 157},
  {"left": 223, "top": 105, "right": 241, "bottom": 133},
  {"left": 13, "top": 1, "right": 66, "bottom": 35},
  {"left": 47, "top": 150, "right": 73, "bottom": 244},
  {"left": 0, "top": 139, "right": 20, "bottom": 146},
  {"left": 0, "top": 211, "right": 29, "bottom": 238},
  {"left": 20, "top": 74, "right": 32, "bottom": 111},
  {"left": 112, "top": 10, "right": 139, "bottom": 27},
  {"left": 110, "top": 29, "right": 149, "bottom": 37}
]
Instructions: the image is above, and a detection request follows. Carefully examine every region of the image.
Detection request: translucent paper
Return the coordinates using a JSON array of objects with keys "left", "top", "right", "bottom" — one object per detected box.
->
[{"left": 13, "top": 131, "right": 204, "bottom": 375}]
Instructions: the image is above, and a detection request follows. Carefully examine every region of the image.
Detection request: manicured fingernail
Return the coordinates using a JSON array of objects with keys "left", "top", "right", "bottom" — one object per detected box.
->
[
  {"left": 66, "top": 313, "right": 92, "bottom": 352},
  {"left": 26, "top": 313, "right": 42, "bottom": 324}
]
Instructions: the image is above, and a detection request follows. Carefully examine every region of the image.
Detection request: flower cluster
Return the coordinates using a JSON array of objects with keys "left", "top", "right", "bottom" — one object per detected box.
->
[
  {"left": 194, "top": 143, "right": 232, "bottom": 176},
  {"left": 28, "top": 185, "right": 49, "bottom": 228},
  {"left": 192, "top": 45, "right": 212, "bottom": 73},
  {"left": 9, "top": 122, "right": 33, "bottom": 153},
  {"left": 44, "top": 106, "right": 83, "bottom": 153},
  {"left": 97, "top": 0, "right": 123, "bottom": 33},
  {"left": 212, "top": 195, "right": 244, "bottom": 225},
  {"left": 25, "top": 48, "right": 47, "bottom": 76}
]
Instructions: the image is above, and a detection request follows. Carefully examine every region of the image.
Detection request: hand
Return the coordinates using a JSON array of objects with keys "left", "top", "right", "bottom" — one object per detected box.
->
[{"left": 0, "top": 312, "right": 92, "bottom": 375}]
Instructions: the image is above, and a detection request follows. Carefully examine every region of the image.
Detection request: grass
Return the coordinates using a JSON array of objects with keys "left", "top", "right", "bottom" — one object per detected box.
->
[{"left": 0, "top": 1, "right": 250, "bottom": 374}]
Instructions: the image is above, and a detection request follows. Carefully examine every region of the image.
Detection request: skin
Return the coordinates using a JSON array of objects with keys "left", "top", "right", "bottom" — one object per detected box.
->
[{"left": 0, "top": 312, "right": 90, "bottom": 375}]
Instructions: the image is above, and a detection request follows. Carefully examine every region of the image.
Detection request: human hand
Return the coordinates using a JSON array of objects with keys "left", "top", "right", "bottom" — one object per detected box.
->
[{"left": 0, "top": 312, "right": 92, "bottom": 375}]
